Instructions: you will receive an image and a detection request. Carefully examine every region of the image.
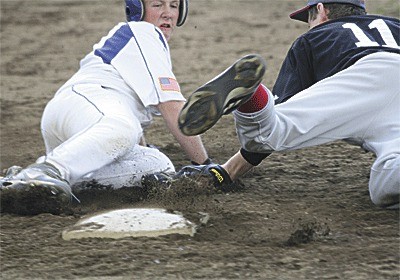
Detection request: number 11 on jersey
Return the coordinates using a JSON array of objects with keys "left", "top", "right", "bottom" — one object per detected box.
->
[{"left": 343, "top": 19, "right": 400, "bottom": 49}]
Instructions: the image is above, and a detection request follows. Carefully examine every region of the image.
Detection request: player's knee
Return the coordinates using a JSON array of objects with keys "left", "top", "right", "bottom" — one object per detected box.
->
[
  {"left": 369, "top": 155, "right": 400, "bottom": 209},
  {"left": 370, "top": 189, "right": 399, "bottom": 209}
]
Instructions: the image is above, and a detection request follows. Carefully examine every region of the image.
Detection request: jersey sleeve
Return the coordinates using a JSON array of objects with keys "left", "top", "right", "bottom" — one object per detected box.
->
[
  {"left": 272, "top": 37, "right": 315, "bottom": 104},
  {"left": 94, "top": 22, "right": 185, "bottom": 107}
]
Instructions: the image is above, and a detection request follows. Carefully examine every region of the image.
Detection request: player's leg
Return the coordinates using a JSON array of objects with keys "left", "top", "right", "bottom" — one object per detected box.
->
[
  {"left": 363, "top": 53, "right": 400, "bottom": 209},
  {"left": 178, "top": 54, "right": 266, "bottom": 136},
  {"left": 235, "top": 52, "right": 400, "bottom": 153},
  {"left": 235, "top": 52, "right": 400, "bottom": 208},
  {"left": 1, "top": 85, "right": 154, "bottom": 214},
  {"left": 369, "top": 153, "right": 400, "bottom": 209},
  {"left": 75, "top": 145, "right": 175, "bottom": 189},
  {"left": 40, "top": 84, "right": 143, "bottom": 185}
]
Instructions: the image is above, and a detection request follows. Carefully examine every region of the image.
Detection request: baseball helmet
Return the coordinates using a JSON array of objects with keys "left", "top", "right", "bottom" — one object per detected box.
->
[{"left": 125, "top": 0, "right": 188, "bottom": 27}]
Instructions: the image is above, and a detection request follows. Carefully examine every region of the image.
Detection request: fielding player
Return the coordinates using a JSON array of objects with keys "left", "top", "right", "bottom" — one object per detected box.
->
[{"left": 178, "top": 0, "right": 400, "bottom": 209}]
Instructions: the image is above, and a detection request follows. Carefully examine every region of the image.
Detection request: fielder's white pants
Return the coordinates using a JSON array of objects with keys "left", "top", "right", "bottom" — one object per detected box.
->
[
  {"left": 38, "top": 84, "right": 174, "bottom": 189},
  {"left": 234, "top": 53, "right": 400, "bottom": 208}
]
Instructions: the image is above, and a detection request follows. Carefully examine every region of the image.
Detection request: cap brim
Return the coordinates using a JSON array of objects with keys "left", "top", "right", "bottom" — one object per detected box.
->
[{"left": 289, "top": 5, "right": 310, "bottom": 23}]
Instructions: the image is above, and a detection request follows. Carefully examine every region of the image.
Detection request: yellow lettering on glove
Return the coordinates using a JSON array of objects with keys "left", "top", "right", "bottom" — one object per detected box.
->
[{"left": 210, "top": 168, "right": 224, "bottom": 183}]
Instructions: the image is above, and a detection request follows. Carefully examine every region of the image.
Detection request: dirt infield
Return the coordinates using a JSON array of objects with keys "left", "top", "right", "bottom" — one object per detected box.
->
[{"left": 1, "top": 0, "right": 399, "bottom": 279}]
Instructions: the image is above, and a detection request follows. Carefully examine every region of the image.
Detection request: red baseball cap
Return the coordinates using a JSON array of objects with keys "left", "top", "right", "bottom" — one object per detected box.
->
[{"left": 290, "top": 0, "right": 366, "bottom": 22}]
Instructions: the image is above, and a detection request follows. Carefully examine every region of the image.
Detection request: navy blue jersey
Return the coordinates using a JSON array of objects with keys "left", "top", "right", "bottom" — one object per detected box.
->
[{"left": 273, "top": 15, "right": 400, "bottom": 104}]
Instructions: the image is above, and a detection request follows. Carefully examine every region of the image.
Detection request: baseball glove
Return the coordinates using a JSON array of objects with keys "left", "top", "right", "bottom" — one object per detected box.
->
[{"left": 176, "top": 164, "right": 233, "bottom": 190}]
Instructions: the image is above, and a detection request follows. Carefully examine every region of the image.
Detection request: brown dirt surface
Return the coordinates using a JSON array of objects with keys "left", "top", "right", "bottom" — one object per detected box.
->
[{"left": 1, "top": 1, "right": 399, "bottom": 279}]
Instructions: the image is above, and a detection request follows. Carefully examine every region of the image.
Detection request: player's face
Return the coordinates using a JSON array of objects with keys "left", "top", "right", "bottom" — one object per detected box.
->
[{"left": 144, "top": 0, "right": 180, "bottom": 41}]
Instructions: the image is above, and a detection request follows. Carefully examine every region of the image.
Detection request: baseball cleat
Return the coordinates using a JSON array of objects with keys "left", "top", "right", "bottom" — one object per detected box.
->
[
  {"left": 0, "top": 163, "right": 77, "bottom": 215},
  {"left": 178, "top": 54, "right": 266, "bottom": 136}
]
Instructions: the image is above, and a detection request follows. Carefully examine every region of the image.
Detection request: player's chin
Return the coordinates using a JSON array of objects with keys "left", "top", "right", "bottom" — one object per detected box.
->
[{"left": 160, "top": 27, "right": 174, "bottom": 41}]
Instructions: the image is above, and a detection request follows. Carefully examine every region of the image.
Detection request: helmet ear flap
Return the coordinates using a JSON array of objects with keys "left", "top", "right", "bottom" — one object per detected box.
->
[
  {"left": 177, "top": 0, "right": 189, "bottom": 27},
  {"left": 125, "top": 0, "right": 145, "bottom": 22}
]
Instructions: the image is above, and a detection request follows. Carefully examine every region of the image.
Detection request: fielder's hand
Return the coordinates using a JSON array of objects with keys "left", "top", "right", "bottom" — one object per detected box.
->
[{"left": 176, "top": 164, "right": 233, "bottom": 189}]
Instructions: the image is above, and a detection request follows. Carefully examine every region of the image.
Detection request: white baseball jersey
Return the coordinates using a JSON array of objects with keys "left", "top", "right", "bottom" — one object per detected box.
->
[{"left": 58, "top": 21, "right": 185, "bottom": 127}]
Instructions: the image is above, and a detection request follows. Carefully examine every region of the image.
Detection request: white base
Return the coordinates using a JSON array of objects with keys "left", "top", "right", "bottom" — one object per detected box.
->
[{"left": 62, "top": 208, "right": 196, "bottom": 240}]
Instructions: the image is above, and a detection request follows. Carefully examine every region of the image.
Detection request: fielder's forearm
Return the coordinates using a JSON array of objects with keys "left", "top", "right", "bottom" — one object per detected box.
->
[{"left": 222, "top": 151, "right": 255, "bottom": 181}]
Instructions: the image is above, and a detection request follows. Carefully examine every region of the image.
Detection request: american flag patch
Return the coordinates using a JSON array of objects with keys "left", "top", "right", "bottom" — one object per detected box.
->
[{"left": 159, "top": 77, "right": 180, "bottom": 92}]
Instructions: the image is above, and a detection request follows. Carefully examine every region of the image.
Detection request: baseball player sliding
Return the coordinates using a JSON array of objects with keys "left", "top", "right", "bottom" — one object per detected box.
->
[
  {"left": 178, "top": 0, "right": 400, "bottom": 209},
  {"left": 0, "top": 0, "right": 211, "bottom": 213}
]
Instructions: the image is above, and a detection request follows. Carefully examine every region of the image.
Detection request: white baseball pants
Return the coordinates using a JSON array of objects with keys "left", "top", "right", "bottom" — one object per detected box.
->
[{"left": 38, "top": 84, "right": 174, "bottom": 189}]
